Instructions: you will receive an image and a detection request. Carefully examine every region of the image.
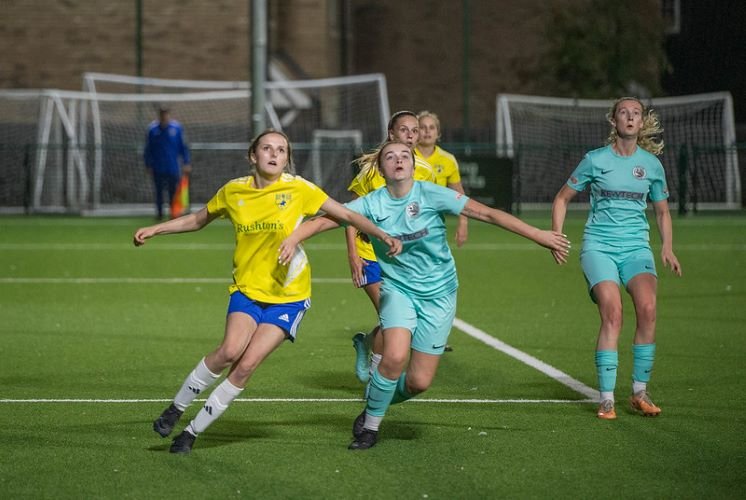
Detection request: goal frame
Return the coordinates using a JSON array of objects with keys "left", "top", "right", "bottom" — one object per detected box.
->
[
  {"left": 0, "top": 73, "right": 392, "bottom": 214},
  {"left": 496, "top": 92, "right": 740, "bottom": 210},
  {"left": 83, "top": 71, "right": 390, "bottom": 139}
]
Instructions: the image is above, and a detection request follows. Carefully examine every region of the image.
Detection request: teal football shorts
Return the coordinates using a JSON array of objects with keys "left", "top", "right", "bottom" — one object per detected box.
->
[
  {"left": 580, "top": 245, "right": 657, "bottom": 301},
  {"left": 378, "top": 285, "right": 457, "bottom": 355}
]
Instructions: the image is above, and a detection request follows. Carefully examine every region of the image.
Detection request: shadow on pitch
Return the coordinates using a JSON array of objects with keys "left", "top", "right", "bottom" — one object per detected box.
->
[{"left": 144, "top": 412, "right": 382, "bottom": 452}]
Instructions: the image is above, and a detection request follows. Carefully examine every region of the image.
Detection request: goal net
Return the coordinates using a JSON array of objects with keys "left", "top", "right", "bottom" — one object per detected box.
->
[
  {"left": 308, "top": 129, "right": 363, "bottom": 203},
  {"left": 0, "top": 91, "right": 44, "bottom": 211},
  {"left": 0, "top": 73, "right": 389, "bottom": 214},
  {"left": 0, "top": 89, "right": 93, "bottom": 213},
  {"left": 496, "top": 92, "right": 739, "bottom": 211},
  {"left": 83, "top": 71, "right": 389, "bottom": 148},
  {"left": 88, "top": 90, "right": 255, "bottom": 214}
]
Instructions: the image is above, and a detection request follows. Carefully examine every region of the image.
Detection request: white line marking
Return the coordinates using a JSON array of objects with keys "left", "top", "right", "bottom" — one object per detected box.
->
[
  {"left": 452, "top": 318, "right": 598, "bottom": 399},
  {"left": 3, "top": 217, "right": 746, "bottom": 227},
  {"left": 0, "top": 318, "right": 598, "bottom": 404},
  {"left": 1, "top": 242, "right": 743, "bottom": 251},
  {"left": 0, "top": 277, "right": 349, "bottom": 284},
  {"left": 0, "top": 318, "right": 597, "bottom": 405},
  {"left": 0, "top": 279, "right": 599, "bottom": 403},
  {"left": 0, "top": 398, "right": 592, "bottom": 404}
]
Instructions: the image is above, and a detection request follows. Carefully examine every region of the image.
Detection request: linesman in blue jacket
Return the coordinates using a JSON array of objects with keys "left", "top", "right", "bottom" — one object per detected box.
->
[{"left": 144, "top": 107, "right": 192, "bottom": 219}]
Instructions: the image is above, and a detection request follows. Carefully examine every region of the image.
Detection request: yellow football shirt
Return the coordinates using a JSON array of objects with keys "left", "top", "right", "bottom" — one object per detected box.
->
[
  {"left": 346, "top": 157, "right": 435, "bottom": 261},
  {"left": 415, "top": 146, "right": 461, "bottom": 187},
  {"left": 206, "top": 173, "right": 329, "bottom": 303}
]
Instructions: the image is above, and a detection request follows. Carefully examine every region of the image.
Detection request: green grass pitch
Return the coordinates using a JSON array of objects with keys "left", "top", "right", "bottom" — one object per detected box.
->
[{"left": 1, "top": 212, "right": 744, "bottom": 498}]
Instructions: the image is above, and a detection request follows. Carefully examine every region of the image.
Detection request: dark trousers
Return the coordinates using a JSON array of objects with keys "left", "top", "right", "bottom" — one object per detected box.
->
[{"left": 153, "top": 171, "right": 180, "bottom": 219}]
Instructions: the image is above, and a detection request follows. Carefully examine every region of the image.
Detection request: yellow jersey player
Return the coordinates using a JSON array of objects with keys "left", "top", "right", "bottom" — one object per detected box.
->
[
  {"left": 416, "top": 110, "right": 469, "bottom": 247},
  {"left": 135, "top": 129, "right": 400, "bottom": 454}
]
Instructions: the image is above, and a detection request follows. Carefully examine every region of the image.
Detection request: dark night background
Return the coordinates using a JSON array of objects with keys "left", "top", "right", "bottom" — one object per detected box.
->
[{"left": 663, "top": 1, "right": 746, "bottom": 130}]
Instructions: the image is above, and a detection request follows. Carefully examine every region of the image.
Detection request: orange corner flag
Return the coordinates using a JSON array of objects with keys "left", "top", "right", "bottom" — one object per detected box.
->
[{"left": 170, "top": 174, "right": 190, "bottom": 219}]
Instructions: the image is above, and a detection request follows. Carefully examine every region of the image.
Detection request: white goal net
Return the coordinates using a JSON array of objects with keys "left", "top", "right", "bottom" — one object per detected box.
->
[
  {"left": 83, "top": 71, "right": 389, "bottom": 147},
  {"left": 0, "top": 73, "right": 389, "bottom": 214},
  {"left": 0, "top": 91, "right": 45, "bottom": 211},
  {"left": 496, "top": 92, "right": 739, "bottom": 211},
  {"left": 309, "top": 129, "right": 363, "bottom": 202},
  {"left": 0, "top": 90, "right": 92, "bottom": 213}
]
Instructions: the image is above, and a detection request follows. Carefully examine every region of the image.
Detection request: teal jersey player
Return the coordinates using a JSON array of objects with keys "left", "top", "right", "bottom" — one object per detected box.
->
[
  {"left": 568, "top": 144, "right": 669, "bottom": 250},
  {"left": 280, "top": 140, "right": 570, "bottom": 450},
  {"left": 552, "top": 97, "right": 682, "bottom": 422},
  {"left": 345, "top": 180, "right": 467, "bottom": 299}
]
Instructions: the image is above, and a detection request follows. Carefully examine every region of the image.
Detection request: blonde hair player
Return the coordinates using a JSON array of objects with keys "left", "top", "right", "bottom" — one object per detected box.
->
[
  {"left": 280, "top": 140, "right": 570, "bottom": 449},
  {"left": 347, "top": 111, "right": 437, "bottom": 385},
  {"left": 134, "top": 129, "right": 400, "bottom": 454},
  {"left": 551, "top": 97, "right": 682, "bottom": 420},
  {"left": 416, "top": 110, "right": 469, "bottom": 247}
]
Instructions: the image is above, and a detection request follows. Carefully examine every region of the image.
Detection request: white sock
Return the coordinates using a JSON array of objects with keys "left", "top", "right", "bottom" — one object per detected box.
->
[
  {"left": 363, "top": 413, "right": 383, "bottom": 432},
  {"left": 600, "top": 391, "right": 615, "bottom": 403},
  {"left": 173, "top": 358, "right": 221, "bottom": 411},
  {"left": 369, "top": 353, "right": 382, "bottom": 377},
  {"left": 632, "top": 381, "right": 647, "bottom": 395},
  {"left": 188, "top": 378, "right": 243, "bottom": 435}
]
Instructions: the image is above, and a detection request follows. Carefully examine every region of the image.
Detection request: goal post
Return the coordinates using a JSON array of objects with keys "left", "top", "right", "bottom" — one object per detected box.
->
[
  {"left": 309, "top": 129, "right": 363, "bottom": 202},
  {"left": 496, "top": 92, "right": 740, "bottom": 211}
]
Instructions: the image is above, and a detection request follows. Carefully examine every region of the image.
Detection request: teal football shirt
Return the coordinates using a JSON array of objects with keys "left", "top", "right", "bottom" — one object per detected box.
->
[
  {"left": 346, "top": 181, "right": 469, "bottom": 299},
  {"left": 567, "top": 145, "right": 669, "bottom": 249}
]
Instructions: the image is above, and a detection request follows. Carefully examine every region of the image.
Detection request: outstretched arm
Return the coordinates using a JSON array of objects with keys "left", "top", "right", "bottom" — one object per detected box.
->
[
  {"left": 460, "top": 198, "right": 570, "bottom": 255},
  {"left": 320, "top": 198, "right": 401, "bottom": 254},
  {"left": 133, "top": 207, "right": 215, "bottom": 246},
  {"left": 653, "top": 199, "right": 682, "bottom": 276},
  {"left": 278, "top": 198, "right": 401, "bottom": 265},
  {"left": 550, "top": 184, "right": 578, "bottom": 264}
]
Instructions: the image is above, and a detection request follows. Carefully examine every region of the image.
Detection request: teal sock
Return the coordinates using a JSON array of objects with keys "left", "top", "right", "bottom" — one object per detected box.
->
[
  {"left": 366, "top": 368, "right": 397, "bottom": 417},
  {"left": 390, "top": 372, "right": 414, "bottom": 405},
  {"left": 632, "top": 343, "right": 656, "bottom": 384},
  {"left": 595, "top": 350, "right": 618, "bottom": 393}
]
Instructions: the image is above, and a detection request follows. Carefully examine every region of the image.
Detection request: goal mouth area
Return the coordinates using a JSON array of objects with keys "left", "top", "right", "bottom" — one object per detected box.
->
[{"left": 495, "top": 92, "right": 741, "bottom": 212}]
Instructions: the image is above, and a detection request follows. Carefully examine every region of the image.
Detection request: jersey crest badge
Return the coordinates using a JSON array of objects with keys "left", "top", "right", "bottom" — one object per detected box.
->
[
  {"left": 406, "top": 201, "right": 420, "bottom": 217},
  {"left": 275, "top": 193, "right": 291, "bottom": 209},
  {"left": 633, "top": 166, "right": 647, "bottom": 179}
]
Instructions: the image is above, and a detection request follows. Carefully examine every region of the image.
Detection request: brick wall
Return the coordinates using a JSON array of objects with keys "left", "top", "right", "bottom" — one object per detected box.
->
[
  {"left": 1, "top": 1, "right": 135, "bottom": 88},
  {"left": 0, "top": 0, "right": 253, "bottom": 88},
  {"left": 0, "top": 0, "right": 573, "bottom": 133},
  {"left": 0, "top": 0, "right": 349, "bottom": 88},
  {"left": 0, "top": 0, "right": 668, "bottom": 138},
  {"left": 274, "top": 0, "right": 340, "bottom": 77},
  {"left": 349, "top": 0, "right": 574, "bottom": 138}
]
